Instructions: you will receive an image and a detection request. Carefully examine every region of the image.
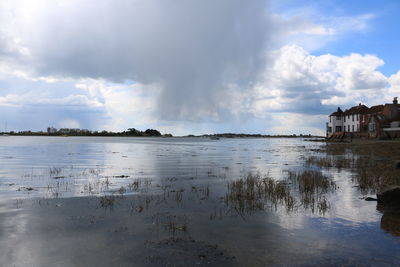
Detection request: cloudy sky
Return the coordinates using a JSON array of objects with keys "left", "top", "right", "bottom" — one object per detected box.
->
[{"left": 0, "top": 0, "right": 399, "bottom": 135}]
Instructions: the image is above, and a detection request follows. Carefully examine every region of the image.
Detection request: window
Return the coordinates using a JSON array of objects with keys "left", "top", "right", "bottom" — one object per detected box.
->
[
  {"left": 352, "top": 125, "right": 354, "bottom": 132},
  {"left": 348, "top": 125, "right": 350, "bottom": 132},
  {"left": 329, "top": 117, "right": 331, "bottom": 123},
  {"left": 356, "top": 114, "right": 358, "bottom": 121},
  {"left": 344, "top": 116, "right": 346, "bottom": 122},
  {"left": 352, "top": 114, "right": 354, "bottom": 121},
  {"left": 369, "top": 123, "right": 376, "bottom": 132},
  {"left": 336, "top": 126, "right": 342, "bottom": 132},
  {"left": 336, "top": 116, "right": 341, "bottom": 120}
]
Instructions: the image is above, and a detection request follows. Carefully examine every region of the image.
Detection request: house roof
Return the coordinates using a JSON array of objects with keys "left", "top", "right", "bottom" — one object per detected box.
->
[
  {"left": 330, "top": 107, "right": 343, "bottom": 116},
  {"left": 367, "top": 105, "right": 384, "bottom": 114},
  {"left": 329, "top": 103, "right": 389, "bottom": 118},
  {"left": 343, "top": 104, "right": 370, "bottom": 115}
]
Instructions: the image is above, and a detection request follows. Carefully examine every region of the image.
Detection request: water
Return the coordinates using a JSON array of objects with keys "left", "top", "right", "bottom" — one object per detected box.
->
[{"left": 0, "top": 136, "right": 399, "bottom": 266}]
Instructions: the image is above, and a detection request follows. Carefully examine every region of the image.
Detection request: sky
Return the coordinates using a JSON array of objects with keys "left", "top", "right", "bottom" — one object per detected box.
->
[{"left": 0, "top": 0, "right": 399, "bottom": 136}]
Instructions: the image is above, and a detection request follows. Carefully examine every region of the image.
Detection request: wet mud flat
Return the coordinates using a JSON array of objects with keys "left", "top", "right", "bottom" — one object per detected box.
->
[{"left": 1, "top": 137, "right": 400, "bottom": 266}]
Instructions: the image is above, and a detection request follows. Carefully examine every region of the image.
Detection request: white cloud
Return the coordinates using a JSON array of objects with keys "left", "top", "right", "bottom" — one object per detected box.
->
[
  {"left": 0, "top": 43, "right": 397, "bottom": 135},
  {"left": 0, "top": 0, "right": 271, "bottom": 122},
  {"left": 336, "top": 53, "right": 387, "bottom": 91},
  {"left": 0, "top": 1, "right": 397, "bottom": 135},
  {"left": 388, "top": 71, "right": 400, "bottom": 95},
  {"left": 271, "top": 9, "right": 375, "bottom": 51},
  {"left": 269, "top": 113, "right": 326, "bottom": 136},
  {"left": 60, "top": 118, "right": 80, "bottom": 129},
  {"left": 74, "top": 79, "right": 160, "bottom": 131},
  {"left": 0, "top": 92, "right": 103, "bottom": 108},
  {"left": 251, "top": 45, "right": 391, "bottom": 118}
]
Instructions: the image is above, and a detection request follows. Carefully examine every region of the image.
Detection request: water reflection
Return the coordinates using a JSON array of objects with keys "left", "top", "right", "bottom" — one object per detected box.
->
[
  {"left": 0, "top": 137, "right": 400, "bottom": 265},
  {"left": 0, "top": 137, "right": 309, "bottom": 199}
]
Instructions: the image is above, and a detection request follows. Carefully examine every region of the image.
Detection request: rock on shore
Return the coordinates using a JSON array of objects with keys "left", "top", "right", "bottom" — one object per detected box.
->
[{"left": 377, "top": 186, "right": 400, "bottom": 213}]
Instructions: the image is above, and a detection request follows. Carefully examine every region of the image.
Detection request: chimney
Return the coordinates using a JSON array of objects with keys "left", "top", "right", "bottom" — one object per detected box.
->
[{"left": 394, "top": 97, "right": 398, "bottom": 105}]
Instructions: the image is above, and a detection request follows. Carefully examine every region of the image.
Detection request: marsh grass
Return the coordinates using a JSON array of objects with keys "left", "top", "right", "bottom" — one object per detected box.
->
[
  {"left": 49, "top": 167, "right": 63, "bottom": 176},
  {"left": 174, "top": 189, "right": 184, "bottom": 203},
  {"left": 151, "top": 213, "right": 189, "bottom": 239},
  {"left": 118, "top": 186, "right": 126, "bottom": 195},
  {"left": 307, "top": 141, "right": 400, "bottom": 194},
  {"left": 224, "top": 173, "right": 295, "bottom": 215},
  {"left": 224, "top": 171, "right": 336, "bottom": 216},
  {"left": 286, "top": 170, "right": 336, "bottom": 214},
  {"left": 99, "top": 195, "right": 116, "bottom": 209},
  {"left": 351, "top": 157, "right": 400, "bottom": 194},
  {"left": 305, "top": 156, "right": 333, "bottom": 168}
]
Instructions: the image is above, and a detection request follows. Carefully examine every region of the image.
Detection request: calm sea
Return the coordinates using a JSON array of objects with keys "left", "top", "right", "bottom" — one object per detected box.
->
[{"left": 0, "top": 136, "right": 399, "bottom": 266}]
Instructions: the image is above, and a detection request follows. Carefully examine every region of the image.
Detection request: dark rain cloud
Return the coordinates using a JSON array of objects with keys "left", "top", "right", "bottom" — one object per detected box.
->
[{"left": 3, "top": 0, "right": 271, "bottom": 122}]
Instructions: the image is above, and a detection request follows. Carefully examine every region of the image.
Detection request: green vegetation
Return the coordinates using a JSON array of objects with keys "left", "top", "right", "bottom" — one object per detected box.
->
[
  {"left": 305, "top": 141, "right": 400, "bottom": 194},
  {"left": 4, "top": 127, "right": 169, "bottom": 137}
]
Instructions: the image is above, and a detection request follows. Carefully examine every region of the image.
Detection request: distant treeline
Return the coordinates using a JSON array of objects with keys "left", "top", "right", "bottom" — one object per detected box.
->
[
  {"left": 2, "top": 128, "right": 321, "bottom": 138},
  {"left": 197, "top": 133, "right": 316, "bottom": 138},
  {"left": 3, "top": 127, "right": 172, "bottom": 137}
]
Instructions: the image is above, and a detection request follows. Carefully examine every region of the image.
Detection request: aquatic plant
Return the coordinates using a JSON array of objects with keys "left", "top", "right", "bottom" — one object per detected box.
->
[
  {"left": 99, "top": 195, "right": 115, "bottom": 208},
  {"left": 319, "top": 142, "right": 400, "bottom": 194},
  {"left": 286, "top": 170, "right": 336, "bottom": 214},
  {"left": 49, "top": 167, "right": 63, "bottom": 176},
  {"left": 224, "top": 173, "right": 295, "bottom": 215},
  {"left": 128, "top": 179, "right": 141, "bottom": 191}
]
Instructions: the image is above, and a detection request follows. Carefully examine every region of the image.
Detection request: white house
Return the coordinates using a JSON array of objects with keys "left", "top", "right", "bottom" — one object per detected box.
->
[
  {"left": 327, "top": 98, "right": 400, "bottom": 138},
  {"left": 327, "top": 107, "right": 343, "bottom": 136},
  {"left": 342, "top": 104, "right": 369, "bottom": 133},
  {"left": 327, "top": 104, "right": 369, "bottom": 137}
]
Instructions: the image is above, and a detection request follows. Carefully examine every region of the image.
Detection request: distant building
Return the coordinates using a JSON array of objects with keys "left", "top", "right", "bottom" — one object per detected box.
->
[
  {"left": 327, "top": 97, "right": 400, "bottom": 139},
  {"left": 58, "top": 128, "right": 80, "bottom": 134},
  {"left": 47, "top": 127, "right": 57, "bottom": 134}
]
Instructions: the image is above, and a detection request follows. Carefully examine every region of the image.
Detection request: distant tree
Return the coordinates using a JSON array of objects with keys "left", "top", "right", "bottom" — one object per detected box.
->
[
  {"left": 126, "top": 128, "right": 142, "bottom": 136},
  {"left": 144, "top": 129, "right": 161, "bottom": 136}
]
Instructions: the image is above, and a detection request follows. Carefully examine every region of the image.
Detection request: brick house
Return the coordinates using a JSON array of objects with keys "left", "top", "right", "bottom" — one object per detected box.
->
[{"left": 327, "top": 97, "right": 400, "bottom": 139}]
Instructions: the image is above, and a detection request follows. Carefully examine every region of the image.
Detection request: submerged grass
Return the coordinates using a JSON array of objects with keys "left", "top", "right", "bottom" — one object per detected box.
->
[
  {"left": 224, "top": 173, "right": 294, "bottom": 215},
  {"left": 306, "top": 141, "right": 400, "bottom": 194},
  {"left": 224, "top": 171, "right": 336, "bottom": 216},
  {"left": 286, "top": 170, "right": 336, "bottom": 214},
  {"left": 99, "top": 195, "right": 116, "bottom": 209}
]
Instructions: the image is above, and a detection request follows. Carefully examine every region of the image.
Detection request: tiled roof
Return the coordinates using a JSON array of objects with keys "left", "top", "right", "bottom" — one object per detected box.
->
[
  {"left": 343, "top": 104, "right": 370, "bottom": 115},
  {"left": 329, "top": 103, "right": 387, "bottom": 117},
  {"left": 330, "top": 107, "right": 343, "bottom": 116},
  {"left": 368, "top": 105, "right": 384, "bottom": 114},
  {"left": 330, "top": 111, "right": 341, "bottom": 116}
]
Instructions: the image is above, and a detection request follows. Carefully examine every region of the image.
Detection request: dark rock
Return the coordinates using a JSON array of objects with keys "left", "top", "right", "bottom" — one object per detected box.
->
[
  {"left": 17, "top": 187, "right": 34, "bottom": 191},
  {"left": 113, "top": 175, "right": 130, "bottom": 178},
  {"left": 395, "top": 161, "right": 400, "bottom": 169},
  {"left": 365, "top": 197, "right": 377, "bottom": 201},
  {"left": 381, "top": 213, "right": 400, "bottom": 236},
  {"left": 377, "top": 186, "right": 400, "bottom": 212}
]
